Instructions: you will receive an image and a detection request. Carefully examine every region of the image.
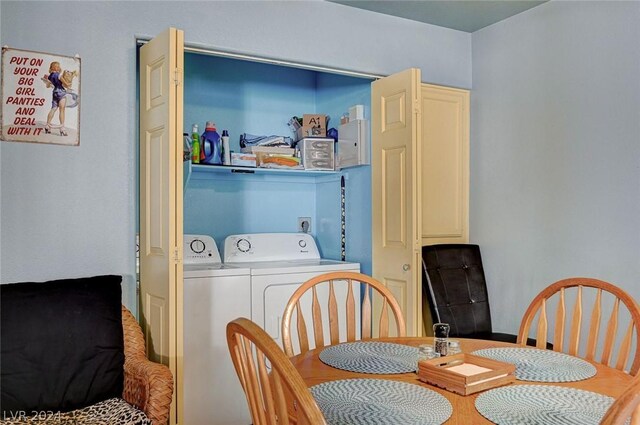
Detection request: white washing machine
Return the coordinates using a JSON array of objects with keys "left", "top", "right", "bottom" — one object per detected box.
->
[
  {"left": 182, "top": 235, "right": 252, "bottom": 425},
  {"left": 224, "top": 233, "right": 361, "bottom": 350}
]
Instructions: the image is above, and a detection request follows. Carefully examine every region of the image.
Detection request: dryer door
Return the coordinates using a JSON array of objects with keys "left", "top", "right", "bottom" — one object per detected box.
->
[{"left": 252, "top": 269, "right": 360, "bottom": 352}]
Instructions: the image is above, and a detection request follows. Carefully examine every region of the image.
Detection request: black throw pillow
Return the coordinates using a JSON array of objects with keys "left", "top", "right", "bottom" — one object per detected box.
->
[{"left": 1, "top": 275, "right": 124, "bottom": 414}]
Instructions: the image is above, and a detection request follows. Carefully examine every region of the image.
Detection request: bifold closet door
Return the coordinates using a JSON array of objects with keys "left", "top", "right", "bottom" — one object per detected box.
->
[
  {"left": 420, "top": 84, "right": 469, "bottom": 246},
  {"left": 371, "top": 68, "right": 422, "bottom": 337},
  {"left": 139, "top": 26, "right": 184, "bottom": 425}
]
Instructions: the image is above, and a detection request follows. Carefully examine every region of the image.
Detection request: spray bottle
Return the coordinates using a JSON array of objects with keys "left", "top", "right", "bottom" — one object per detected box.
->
[{"left": 191, "top": 124, "right": 200, "bottom": 164}]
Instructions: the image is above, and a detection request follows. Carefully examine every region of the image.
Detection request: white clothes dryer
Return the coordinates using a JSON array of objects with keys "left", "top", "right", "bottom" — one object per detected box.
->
[
  {"left": 182, "top": 235, "right": 251, "bottom": 425},
  {"left": 224, "top": 233, "right": 361, "bottom": 350}
]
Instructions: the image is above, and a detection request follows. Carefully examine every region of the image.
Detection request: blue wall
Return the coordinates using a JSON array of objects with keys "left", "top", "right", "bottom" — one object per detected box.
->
[
  {"left": 315, "top": 73, "right": 372, "bottom": 273},
  {"left": 185, "top": 173, "right": 317, "bottom": 256},
  {"left": 183, "top": 55, "right": 372, "bottom": 266},
  {"left": 184, "top": 53, "right": 317, "bottom": 152}
]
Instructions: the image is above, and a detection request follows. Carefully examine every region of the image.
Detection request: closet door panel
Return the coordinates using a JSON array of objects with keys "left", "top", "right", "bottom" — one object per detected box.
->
[
  {"left": 421, "top": 84, "right": 469, "bottom": 245},
  {"left": 139, "top": 27, "right": 184, "bottom": 425},
  {"left": 372, "top": 68, "right": 422, "bottom": 336}
]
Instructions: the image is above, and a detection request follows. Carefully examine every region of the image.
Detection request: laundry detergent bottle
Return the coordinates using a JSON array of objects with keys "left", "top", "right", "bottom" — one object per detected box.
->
[{"left": 201, "top": 121, "right": 222, "bottom": 165}]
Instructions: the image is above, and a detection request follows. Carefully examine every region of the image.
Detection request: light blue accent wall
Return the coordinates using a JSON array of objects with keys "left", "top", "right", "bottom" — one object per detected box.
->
[
  {"left": 315, "top": 73, "right": 372, "bottom": 129},
  {"left": 471, "top": 1, "right": 640, "bottom": 334},
  {"left": 309, "top": 170, "right": 373, "bottom": 275},
  {"left": 184, "top": 60, "right": 372, "bottom": 267},
  {"left": 341, "top": 168, "right": 372, "bottom": 275},
  {"left": 184, "top": 173, "right": 317, "bottom": 257},
  {"left": 183, "top": 54, "right": 321, "bottom": 252},
  {"left": 0, "top": 1, "right": 470, "bottom": 315},
  {"left": 315, "top": 73, "right": 372, "bottom": 273},
  {"left": 314, "top": 177, "right": 342, "bottom": 260},
  {"left": 184, "top": 54, "right": 317, "bottom": 152}
]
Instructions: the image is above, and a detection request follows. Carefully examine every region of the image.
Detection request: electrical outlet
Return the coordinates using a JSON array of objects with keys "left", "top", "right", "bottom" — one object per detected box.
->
[{"left": 298, "top": 217, "right": 311, "bottom": 233}]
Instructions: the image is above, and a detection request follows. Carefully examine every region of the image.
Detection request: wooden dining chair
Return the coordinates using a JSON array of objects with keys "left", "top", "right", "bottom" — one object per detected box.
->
[
  {"left": 600, "top": 376, "right": 640, "bottom": 425},
  {"left": 226, "top": 317, "right": 327, "bottom": 425},
  {"left": 281, "top": 271, "right": 406, "bottom": 357},
  {"left": 518, "top": 277, "right": 640, "bottom": 375}
]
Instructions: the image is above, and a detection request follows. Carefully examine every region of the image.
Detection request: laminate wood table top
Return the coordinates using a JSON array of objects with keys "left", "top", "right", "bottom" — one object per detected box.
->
[{"left": 289, "top": 337, "right": 633, "bottom": 425}]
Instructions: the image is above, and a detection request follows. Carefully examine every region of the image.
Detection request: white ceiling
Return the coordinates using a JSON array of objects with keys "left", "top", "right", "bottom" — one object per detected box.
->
[{"left": 330, "top": 0, "right": 547, "bottom": 33}]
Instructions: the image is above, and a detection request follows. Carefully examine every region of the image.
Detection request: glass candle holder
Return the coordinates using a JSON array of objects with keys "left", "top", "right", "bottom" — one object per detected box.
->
[
  {"left": 448, "top": 339, "right": 462, "bottom": 355},
  {"left": 418, "top": 344, "right": 439, "bottom": 361}
]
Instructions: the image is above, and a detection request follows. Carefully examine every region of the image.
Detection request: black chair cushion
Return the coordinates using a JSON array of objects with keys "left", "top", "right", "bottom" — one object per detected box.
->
[
  {"left": 1, "top": 275, "right": 124, "bottom": 415},
  {"left": 421, "top": 244, "right": 544, "bottom": 346},
  {"left": 422, "top": 244, "right": 494, "bottom": 337}
]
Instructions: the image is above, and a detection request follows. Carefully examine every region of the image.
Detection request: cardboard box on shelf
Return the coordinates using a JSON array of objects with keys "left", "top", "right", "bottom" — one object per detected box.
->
[{"left": 296, "top": 114, "right": 327, "bottom": 140}]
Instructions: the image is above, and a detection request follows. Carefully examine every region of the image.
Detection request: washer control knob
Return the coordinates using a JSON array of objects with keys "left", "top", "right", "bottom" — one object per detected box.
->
[
  {"left": 298, "top": 239, "right": 307, "bottom": 248},
  {"left": 237, "top": 238, "right": 251, "bottom": 253},
  {"left": 190, "top": 239, "right": 206, "bottom": 254}
]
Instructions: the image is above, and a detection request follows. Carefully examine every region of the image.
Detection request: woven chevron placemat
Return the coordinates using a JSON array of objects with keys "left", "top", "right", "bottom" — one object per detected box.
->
[
  {"left": 319, "top": 341, "right": 418, "bottom": 374},
  {"left": 311, "top": 378, "right": 452, "bottom": 425},
  {"left": 475, "top": 385, "right": 615, "bottom": 425},
  {"left": 472, "top": 347, "right": 597, "bottom": 382}
]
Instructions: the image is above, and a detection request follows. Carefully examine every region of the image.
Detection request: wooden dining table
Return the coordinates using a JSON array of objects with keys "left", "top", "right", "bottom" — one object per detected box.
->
[{"left": 289, "top": 337, "right": 634, "bottom": 424}]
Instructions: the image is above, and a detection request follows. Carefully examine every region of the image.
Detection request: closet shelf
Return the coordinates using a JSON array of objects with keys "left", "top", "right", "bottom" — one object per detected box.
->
[
  {"left": 185, "top": 163, "right": 340, "bottom": 184},
  {"left": 191, "top": 164, "right": 337, "bottom": 177},
  {"left": 190, "top": 164, "right": 338, "bottom": 176}
]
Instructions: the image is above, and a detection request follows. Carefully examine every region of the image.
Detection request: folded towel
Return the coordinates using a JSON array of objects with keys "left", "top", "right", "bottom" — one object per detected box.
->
[{"left": 239, "top": 133, "right": 294, "bottom": 148}]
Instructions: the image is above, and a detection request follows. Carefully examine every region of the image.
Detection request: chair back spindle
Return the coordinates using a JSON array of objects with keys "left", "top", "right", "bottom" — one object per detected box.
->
[
  {"left": 295, "top": 301, "right": 309, "bottom": 354},
  {"left": 346, "top": 283, "right": 356, "bottom": 341},
  {"left": 585, "top": 289, "right": 602, "bottom": 361},
  {"left": 311, "top": 286, "right": 324, "bottom": 349},
  {"left": 602, "top": 298, "right": 621, "bottom": 366},
  {"left": 554, "top": 288, "right": 566, "bottom": 352},
  {"left": 568, "top": 286, "right": 583, "bottom": 356},
  {"left": 536, "top": 298, "right": 548, "bottom": 348},
  {"left": 361, "top": 283, "right": 372, "bottom": 339}
]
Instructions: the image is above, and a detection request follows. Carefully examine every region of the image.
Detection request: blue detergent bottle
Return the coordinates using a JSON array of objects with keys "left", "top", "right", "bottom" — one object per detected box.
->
[{"left": 201, "top": 121, "right": 222, "bottom": 165}]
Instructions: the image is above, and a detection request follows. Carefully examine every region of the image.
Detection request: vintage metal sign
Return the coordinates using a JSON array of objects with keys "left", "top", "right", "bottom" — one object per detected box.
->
[{"left": 1, "top": 47, "right": 81, "bottom": 146}]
